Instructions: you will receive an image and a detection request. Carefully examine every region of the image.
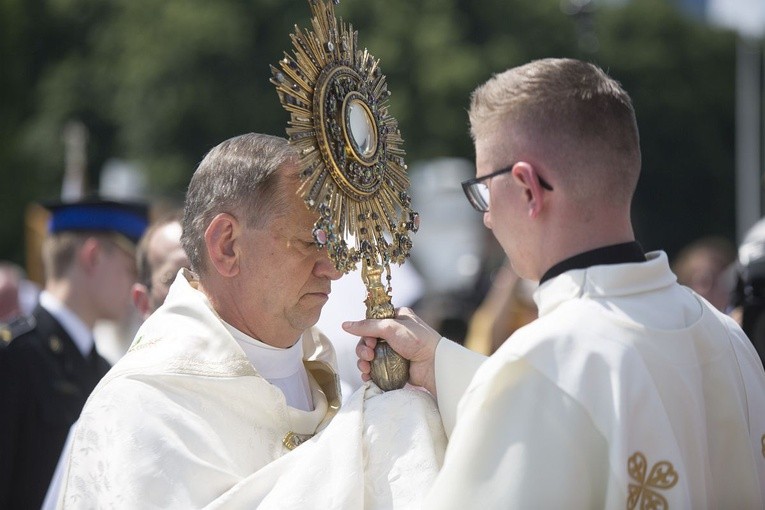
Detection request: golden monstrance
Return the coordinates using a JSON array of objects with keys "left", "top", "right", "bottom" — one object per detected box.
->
[{"left": 271, "top": 0, "right": 419, "bottom": 391}]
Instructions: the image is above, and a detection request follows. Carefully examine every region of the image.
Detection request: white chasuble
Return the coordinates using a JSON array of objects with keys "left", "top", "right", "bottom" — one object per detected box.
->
[
  {"left": 57, "top": 270, "right": 446, "bottom": 509},
  {"left": 430, "top": 251, "right": 765, "bottom": 509}
]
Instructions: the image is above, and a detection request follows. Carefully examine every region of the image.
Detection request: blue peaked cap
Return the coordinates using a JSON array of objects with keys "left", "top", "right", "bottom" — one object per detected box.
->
[{"left": 44, "top": 197, "right": 150, "bottom": 244}]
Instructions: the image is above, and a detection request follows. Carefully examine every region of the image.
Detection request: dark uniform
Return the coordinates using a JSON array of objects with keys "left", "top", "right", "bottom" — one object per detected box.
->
[
  {"left": 0, "top": 306, "right": 111, "bottom": 509},
  {"left": 0, "top": 196, "right": 148, "bottom": 510}
]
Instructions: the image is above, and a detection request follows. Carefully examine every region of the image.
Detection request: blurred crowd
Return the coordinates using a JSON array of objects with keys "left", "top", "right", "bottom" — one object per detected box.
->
[
  {"left": 4, "top": 173, "right": 765, "bottom": 380},
  {"left": 1, "top": 159, "right": 765, "bottom": 507}
]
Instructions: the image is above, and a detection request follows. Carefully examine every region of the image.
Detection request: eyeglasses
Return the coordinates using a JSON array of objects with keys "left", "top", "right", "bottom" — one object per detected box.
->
[{"left": 461, "top": 164, "right": 553, "bottom": 212}]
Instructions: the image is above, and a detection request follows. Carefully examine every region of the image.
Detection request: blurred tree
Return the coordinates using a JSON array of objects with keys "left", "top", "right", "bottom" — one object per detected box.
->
[
  {"left": 595, "top": 0, "right": 737, "bottom": 257},
  {"left": 0, "top": 0, "right": 739, "bottom": 271},
  {"left": 0, "top": 0, "right": 47, "bottom": 264}
]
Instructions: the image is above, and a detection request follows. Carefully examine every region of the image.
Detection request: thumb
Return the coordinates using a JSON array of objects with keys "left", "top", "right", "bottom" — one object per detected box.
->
[{"left": 342, "top": 318, "right": 384, "bottom": 339}]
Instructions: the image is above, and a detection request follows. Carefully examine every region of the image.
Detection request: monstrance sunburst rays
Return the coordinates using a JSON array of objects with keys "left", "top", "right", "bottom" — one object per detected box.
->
[{"left": 271, "top": 0, "right": 418, "bottom": 391}]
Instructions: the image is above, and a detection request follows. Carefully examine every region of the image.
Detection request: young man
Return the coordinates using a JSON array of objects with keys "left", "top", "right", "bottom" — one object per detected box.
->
[
  {"left": 41, "top": 212, "right": 190, "bottom": 510},
  {"left": 348, "top": 58, "right": 765, "bottom": 508},
  {"left": 0, "top": 198, "right": 148, "bottom": 510}
]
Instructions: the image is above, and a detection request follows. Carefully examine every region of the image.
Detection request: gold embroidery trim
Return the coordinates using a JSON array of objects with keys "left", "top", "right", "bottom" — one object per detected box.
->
[
  {"left": 627, "top": 451, "right": 678, "bottom": 510},
  {"left": 283, "top": 431, "right": 313, "bottom": 451}
]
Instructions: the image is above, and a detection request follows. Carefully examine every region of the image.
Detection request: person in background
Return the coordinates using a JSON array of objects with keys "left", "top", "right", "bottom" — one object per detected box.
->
[
  {"left": 131, "top": 212, "right": 189, "bottom": 320},
  {"left": 41, "top": 212, "right": 189, "bottom": 510},
  {"left": 463, "top": 259, "right": 537, "bottom": 355},
  {"left": 348, "top": 58, "right": 765, "bottom": 508},
  {"left": 672, "top": 235, "right": 736, "bottom": 312},
  {"left": 0, "top": 261, "right": 41, "bottom": 336},
  {"left": 0, "top": 197, "right": 148, "bottom": 510},
  {"left": 731, "top": 217, "right": 765, "bottom": 366},
  {"left": 0, "top": 262, "right": 23, "bottom": 324}
]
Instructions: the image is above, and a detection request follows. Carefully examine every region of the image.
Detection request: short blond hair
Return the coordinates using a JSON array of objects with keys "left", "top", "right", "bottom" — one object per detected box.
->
[
  {"left": 469, "top": 58, "right": 641, "bottom": 206},
  {"left": 41, "top": 232, "right": 123, "bottom": 281}
]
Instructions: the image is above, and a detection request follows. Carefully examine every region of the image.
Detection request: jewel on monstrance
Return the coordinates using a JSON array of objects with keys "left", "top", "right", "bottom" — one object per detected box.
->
[
  {"left": 410, "top": 212, "right": 420, "bottom": 233},
  {"left": 325, "top": 41, "right": 335, "bottom": 52},
  {"left": 313, "top": 228, "right": 328, "bottom": 246}
]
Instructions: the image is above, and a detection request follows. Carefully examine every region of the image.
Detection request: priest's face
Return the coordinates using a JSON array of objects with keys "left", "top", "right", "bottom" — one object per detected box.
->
[{"left": 234, "top": 173, "right": 343, "bottom": 348}]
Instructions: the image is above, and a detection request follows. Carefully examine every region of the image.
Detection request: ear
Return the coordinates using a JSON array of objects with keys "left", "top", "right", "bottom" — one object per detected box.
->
[
  {"left": 511, "top": 162, "right": 546, "bottom": 219},
  {"left": 204, "top": 213, "right": 241, "bottom": 278},
  {"left": 131, "top": 283, "right": 151, "bottom": 319},
  {"left": 78, "top": 237, "right": 102, "bottom": 273}
]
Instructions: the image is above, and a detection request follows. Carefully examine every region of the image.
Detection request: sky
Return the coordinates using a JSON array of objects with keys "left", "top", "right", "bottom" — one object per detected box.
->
[{"left": 708, "top": 0, "right": 765, "bottom": 38}]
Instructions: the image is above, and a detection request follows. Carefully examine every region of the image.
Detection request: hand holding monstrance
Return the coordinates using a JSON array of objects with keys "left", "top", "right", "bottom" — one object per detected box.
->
[{"left": 271, "top": 0, "right": 419, "bottom": 390}]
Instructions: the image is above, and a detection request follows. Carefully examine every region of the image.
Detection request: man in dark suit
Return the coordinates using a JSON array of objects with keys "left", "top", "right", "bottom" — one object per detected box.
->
[{"left": 0, "top": 197, "right": 149, "bottom": 510}]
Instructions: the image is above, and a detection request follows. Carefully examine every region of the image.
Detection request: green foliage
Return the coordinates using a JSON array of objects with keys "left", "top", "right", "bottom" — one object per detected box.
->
[
  {"left": 595, "top": 0, "right": 737, "bottom": 255},
  {"left": 0, "top": 0, "right": 743, "bottom": 266}
]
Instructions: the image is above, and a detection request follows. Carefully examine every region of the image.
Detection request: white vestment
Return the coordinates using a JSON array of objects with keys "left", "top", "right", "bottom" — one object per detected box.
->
[
  {"left": 430, "top": 251, "right": 765, "bottom": 509},
  {"left": 58, "top": 270, "right": 446, "bottom": 509}
]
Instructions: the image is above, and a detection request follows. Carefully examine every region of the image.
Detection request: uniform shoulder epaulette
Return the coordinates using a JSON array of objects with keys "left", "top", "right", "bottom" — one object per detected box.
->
[{"left": 0, "top": 315, "right": 37, "bottom": 346}]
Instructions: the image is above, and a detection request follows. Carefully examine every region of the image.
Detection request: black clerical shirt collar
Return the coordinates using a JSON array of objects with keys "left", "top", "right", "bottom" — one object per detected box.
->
[{"left": 539, "top": 241, "right": 646, "bottom": 285}]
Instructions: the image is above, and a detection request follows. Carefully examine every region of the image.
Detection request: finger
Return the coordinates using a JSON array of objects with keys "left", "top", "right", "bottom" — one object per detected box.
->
[
  {"left": 357, "top": 358, "right": 371, "bottom": 375},
  {"left": 355, "top": 338, "right": 376, "bottom": 361},
  {"left": 395, "top": 306, "right": 414, "bottom": 317},
  {"left": 343, "top": 319, "right": 386, "bottom": 338}
]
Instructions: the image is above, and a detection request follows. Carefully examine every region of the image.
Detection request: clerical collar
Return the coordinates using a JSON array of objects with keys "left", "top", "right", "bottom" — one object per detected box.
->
[
  {"left": 539, "top": 241, "right": 646, "bottom": 285},
  {"left": 222, "top": 322, "right": 305, "bottom": 380},
  {"left": 222, "top": 322, "right": 314, "bottom": 411}
]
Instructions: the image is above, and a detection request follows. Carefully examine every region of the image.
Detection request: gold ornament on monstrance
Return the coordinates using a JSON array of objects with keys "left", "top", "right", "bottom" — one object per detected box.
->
[{"left": 271, "top": 0, "right": 419, "bottom": 391}]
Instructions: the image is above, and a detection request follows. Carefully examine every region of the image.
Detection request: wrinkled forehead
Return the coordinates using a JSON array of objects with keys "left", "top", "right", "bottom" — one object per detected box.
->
[{"left": 267, "top": 182, "right": 320, "bottom": 235}]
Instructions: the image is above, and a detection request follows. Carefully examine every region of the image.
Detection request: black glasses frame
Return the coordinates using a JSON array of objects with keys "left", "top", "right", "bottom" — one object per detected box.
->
[{"left": 461, "top": 164, "right": 553, "bottom": 212}]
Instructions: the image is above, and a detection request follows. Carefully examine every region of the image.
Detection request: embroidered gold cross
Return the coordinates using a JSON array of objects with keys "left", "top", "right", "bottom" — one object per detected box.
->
[{"left": 627, "top": 451, "right": 678, "bottom": 510}]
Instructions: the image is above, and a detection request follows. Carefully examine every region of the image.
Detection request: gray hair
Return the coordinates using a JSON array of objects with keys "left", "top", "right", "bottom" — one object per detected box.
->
[
  {"left": 469, "top": 58, "right": 641, "bottom": 205},
  {"left": 181, "top": 133, "right": 297, "bottom": 275}
]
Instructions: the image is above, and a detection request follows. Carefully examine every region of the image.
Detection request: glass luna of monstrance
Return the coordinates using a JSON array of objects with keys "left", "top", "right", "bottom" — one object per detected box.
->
[{"left": 271, "top": 0, "right": 419, "bottom": 391}]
